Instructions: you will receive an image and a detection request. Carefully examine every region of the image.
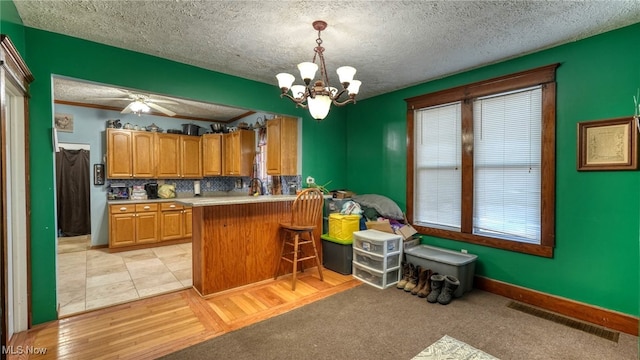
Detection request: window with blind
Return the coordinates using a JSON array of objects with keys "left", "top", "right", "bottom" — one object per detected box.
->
[{"left": 406, "top": 65, "right": 558, "bottom": 257}]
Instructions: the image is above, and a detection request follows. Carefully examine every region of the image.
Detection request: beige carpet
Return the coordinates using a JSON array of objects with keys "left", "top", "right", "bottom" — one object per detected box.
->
[{"left": 412, "top": 335, "right": 499, "bottom": 360}]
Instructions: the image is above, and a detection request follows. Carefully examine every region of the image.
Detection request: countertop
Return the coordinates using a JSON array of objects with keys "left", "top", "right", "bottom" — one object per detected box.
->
[{"left": 175, "top": 195, "right": 297, "bottom": 207}]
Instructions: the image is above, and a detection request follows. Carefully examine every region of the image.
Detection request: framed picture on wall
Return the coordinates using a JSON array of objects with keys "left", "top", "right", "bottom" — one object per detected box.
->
[
  {"left": 577, "top": 117, "right": 638, "bottom": 171},
  {"left": 54, "top": 113, "right": 74, "bottom": 133}
]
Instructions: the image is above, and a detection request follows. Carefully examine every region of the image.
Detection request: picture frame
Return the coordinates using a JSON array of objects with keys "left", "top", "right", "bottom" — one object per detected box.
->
[
  {"left": 54, "top": 113, "right": 74, "bottom": 132},
  {"left": 94, "top": 164, "right": 105, "bottom": 185},
  {"left": 577, "top": 117, "right": 638, "bottom": 171}
]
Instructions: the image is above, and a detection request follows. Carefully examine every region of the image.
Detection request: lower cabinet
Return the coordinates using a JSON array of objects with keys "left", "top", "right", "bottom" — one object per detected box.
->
[
  {"left": 160, "top": 202, "right": 192, "bottom": 241},
  {"left": 109, "top": 201, "right": 191, "bottom": 250}
]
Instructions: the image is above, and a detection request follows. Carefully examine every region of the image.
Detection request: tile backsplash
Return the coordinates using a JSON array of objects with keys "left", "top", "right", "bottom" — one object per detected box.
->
[{"left": 107, "top": 175, "right": 301, "bottom": 197}]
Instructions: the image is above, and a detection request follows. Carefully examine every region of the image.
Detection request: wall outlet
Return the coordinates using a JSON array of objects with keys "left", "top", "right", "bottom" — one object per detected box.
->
[
  {"left": 306, "top": 176, "right": 315, "bottom": 185},
  {"left": 461, "top": 249, "right": 468, "bottom": 254}
]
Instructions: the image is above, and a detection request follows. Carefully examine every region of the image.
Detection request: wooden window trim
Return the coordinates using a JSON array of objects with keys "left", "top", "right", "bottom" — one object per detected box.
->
[{"left": 405, "top": 64, "right": 558, "bottom": 257}]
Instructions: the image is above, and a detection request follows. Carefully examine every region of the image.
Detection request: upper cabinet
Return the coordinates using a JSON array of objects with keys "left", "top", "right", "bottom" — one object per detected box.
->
[
  {"left": 107, "top": 129, "right": 155, "bottom": 179},
  {"left": 181, "top": 135, "right": 203, "bottom": 178},
  {"left": 156, "top": 133, "right": 182, "bottom": 178},
  {"left": 266, "top": 116, "right": 298, "bottom": 175},
  {"left": 223, "top": 129, "right": 255, "bottom": 176},
  {"left": 156, "top": 133, "right": 202, "bottom": 179},
  {"left": 202, "top": 133, "right": 223, "bottom": 176}
]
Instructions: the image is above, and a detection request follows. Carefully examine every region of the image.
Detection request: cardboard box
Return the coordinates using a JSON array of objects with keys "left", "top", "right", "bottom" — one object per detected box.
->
[
  {"left": 332, "top": 190, "right": 355, "bottom": 199},
  {"left": 365, "top": 218, "right": 418, "bottom": 240}
]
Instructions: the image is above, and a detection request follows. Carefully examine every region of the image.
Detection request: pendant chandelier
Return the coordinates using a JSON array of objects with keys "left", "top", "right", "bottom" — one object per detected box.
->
[{"left": 276, "top": 20, "right": 361, "bottom": 120}]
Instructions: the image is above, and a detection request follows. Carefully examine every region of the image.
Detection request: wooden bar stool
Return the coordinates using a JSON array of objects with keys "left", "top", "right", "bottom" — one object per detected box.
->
[{"left": 274, "top": 188, "right": 324, "bottom": 290}]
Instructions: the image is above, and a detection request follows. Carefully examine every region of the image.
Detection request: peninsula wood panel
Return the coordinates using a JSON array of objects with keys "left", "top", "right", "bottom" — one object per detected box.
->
[{"left": 192, "top": 200, "right": 322, "bottom": 296}]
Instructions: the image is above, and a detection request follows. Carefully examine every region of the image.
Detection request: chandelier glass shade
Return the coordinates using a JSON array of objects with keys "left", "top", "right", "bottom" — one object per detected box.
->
[
  {"left": 130, "top": 100, "right": 150, "bottom": 114},
  {"left": 276, "top": 20, "right": 361, "bottom": 120}
]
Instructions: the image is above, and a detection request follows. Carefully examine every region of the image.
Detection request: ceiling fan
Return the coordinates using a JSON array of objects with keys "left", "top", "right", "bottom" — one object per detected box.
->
[{"left": 88, "top": 91, "right": 178, "bottom": 117}]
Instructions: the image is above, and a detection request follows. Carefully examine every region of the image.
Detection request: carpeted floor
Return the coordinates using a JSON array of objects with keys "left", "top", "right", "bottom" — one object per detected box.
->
[{"left": 160, "top": 285, "right": 638, "bottom": 360}]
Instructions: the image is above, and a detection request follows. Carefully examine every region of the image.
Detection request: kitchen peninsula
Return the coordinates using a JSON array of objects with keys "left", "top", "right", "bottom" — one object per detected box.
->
[{"left": 177, "top": 195, "right": 323, "bottom": 296}]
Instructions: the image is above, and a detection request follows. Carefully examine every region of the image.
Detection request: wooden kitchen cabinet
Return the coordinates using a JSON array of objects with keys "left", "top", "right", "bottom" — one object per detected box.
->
[
  {"left": 156, "top": 133, "right": 202, "bottom": 178},
  {"left": 266, "top": 116, "right": 298, "bottom": 175},
  {"left": 106, "top": 129, "right": 133, "bottom": 178},
  {"left": 160, "top": 202, "right": 192, "bottom": 241},
  {"left": 156, "top": 133, "right": 181, "bottom": 178},
  {"left": 132, "top": 131, "right": 156, "bottom": 178},
  {"left": 181, "top": 135, "right": 202, "bottom": 178},
  {"left": 108, "top": 203, "right": 159, "bottom": 248},
  {"left": 109, "top": 201, "right": 190, "bottom": 250},
  {"left": 223, "top": 129, "right": 255, "bottom": 176},
  {"left": 106, "top": 129, "right": 156, "bottom": 179},
  {"left": 202, "top": 134, "right": 223, "bottom": 176}
]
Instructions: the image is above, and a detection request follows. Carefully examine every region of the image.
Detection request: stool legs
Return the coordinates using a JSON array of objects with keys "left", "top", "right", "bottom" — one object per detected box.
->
[
  {"left": 309, "top": 233, "right": 324, "bottom": 282},
  {"left": 275, "top": 229, "right": 324, "bottom": 291}
]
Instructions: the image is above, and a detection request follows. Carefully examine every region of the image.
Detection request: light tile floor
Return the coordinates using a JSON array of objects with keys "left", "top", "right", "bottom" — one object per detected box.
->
[{"left": 57, "top": 240, "right": 192, "bottom": 317}]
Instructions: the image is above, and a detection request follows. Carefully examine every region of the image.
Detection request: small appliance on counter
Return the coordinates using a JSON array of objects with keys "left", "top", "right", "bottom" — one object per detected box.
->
[
  {"left": 107, "top": 183, "right": 129, "bottom": 200},
  {"left": 144, "top": 182, "right": 159, "bottom": 199}
]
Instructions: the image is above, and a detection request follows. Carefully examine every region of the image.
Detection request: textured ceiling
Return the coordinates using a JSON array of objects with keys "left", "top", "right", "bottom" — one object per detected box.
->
[{"left": 13, "top": 0, "right": 640, "bottom": 120}]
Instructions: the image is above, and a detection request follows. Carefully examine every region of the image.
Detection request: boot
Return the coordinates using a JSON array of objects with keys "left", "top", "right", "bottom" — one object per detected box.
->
[
  {"left": 404, "top": 265, "right": 420, "bottom": 292},
  {"left": 396, "top": 262, "right": 411, "bottom": 289},
  {"left": 416, "top": 269, "right": 434, "bottom": 298},
  {"left": 437, "top": 275, "right": 460, "bottom": 305},
  {"left": 411, "top": 268, "right": 431, "bottom": 296},
  {"left": 426, "top": 274, "right": 445, "bottom": 303}
]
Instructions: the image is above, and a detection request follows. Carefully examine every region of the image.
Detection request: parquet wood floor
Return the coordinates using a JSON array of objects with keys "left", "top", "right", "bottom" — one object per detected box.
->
[{"left": 8, "top": 268, "right": 361, "bottom": 360}]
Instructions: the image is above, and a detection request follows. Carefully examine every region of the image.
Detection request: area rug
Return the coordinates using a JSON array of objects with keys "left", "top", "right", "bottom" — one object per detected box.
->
[{"left": 412, "top": 335, "right": 499, "bottom": 360}]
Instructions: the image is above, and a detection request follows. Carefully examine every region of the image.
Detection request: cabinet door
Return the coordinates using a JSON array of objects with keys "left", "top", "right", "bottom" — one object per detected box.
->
[
  {"left": 266, "top": 119, "right": 281, "bottom": 174},
  {"left": 107, "top": 129, "right": 132, "bottom": 178},
  {"left": 266, "top": 117, "right": 298, "bottom": 176},
  {"left": 109, "top": 204, "right": 137, "bottom": 248},
  {"left": 132, "top": 131, "right": 156, "bottom": 178},
  {"left": 160, "top": 203, "right": 184, "bottom": 240},
  {"left": 136, "top": 204, "right": 159, "bottom": 244},
  {"left": 181, "top": 136, "right": 202, "bottom": 178},
  {"left": 183, "top": 207, "right": 192, "bottom": 238},
  {"left": 156, "top": 133, "right": 181, "bottom": 178},
  {"left": 202, "top": 134, "right": 223, "bottom": 176},
  {"left": 223, "top": 133, "right": 236, "bottom": 175}
]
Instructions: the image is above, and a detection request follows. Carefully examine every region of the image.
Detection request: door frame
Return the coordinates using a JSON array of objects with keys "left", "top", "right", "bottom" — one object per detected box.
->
[{"left": 0, "top": 34, "right": 34, "bottom": 345}]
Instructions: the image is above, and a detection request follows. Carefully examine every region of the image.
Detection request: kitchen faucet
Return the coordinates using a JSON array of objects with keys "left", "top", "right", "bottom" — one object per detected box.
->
[{"left": 249, "top": 178, "right": 264, "bottom": 196}]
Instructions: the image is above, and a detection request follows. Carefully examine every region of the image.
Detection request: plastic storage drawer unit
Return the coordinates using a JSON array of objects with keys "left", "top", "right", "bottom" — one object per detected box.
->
[
  {"left": 353, "top": 248, "right": 400, "bottom": 272},
  {"left": 353, "top": 229, "right": 401, "bottom": 256},
  {"left": 353, "top": 262, "right": 400, "bottom": 289},
  {"left": 321, "top": 234, "right": 353, "bottom": 275},
  {"left": 404, "top": 245, "right": 477, "bottom": 298}
]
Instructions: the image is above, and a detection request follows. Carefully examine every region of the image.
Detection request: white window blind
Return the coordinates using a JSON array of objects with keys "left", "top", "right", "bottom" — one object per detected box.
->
[
  {"left": 414, "top": 102, "right": 461, "bottom": 231},
  {"left": 473, "top": 87, "right": 542, "bottom": 243}
]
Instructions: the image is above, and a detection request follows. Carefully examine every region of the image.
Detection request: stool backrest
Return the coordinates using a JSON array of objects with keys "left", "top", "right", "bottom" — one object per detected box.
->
[{"left": 290, "top": 188, "right": 324, "bottom": 227}]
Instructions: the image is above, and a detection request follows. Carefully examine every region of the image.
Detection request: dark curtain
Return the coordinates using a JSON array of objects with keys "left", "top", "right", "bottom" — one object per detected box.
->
[{"left": 55, "top": 149, "right": 91, "bottom": 236}]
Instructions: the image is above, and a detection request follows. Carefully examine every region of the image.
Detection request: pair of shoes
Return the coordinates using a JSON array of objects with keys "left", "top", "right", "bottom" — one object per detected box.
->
[
  {"left": 397, "top": 262, "right": 412, "bottom": 289},
  {"left": 426, "top": 274, "right": 460, "bottom": 305},
  {"left": 404, "top": 264, "right": 420, "bottom": 292},
  {"left": 411, "top": 268, "right": 432, "bottom": 297}
]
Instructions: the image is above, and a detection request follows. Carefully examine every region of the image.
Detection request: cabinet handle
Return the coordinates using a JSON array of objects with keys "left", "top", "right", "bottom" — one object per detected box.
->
[
  {"left": 169, "top": 204, "right": 176, "bottom": 208},
  {"left": 119, "top": 207, "right": 127, "bottom": 211},
  {"left": 143, "top": 206, "right": 150, "bottom": 210}
]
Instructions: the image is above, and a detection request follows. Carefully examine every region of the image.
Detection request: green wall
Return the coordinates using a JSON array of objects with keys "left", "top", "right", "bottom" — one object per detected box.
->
[{"left": 347, "top": 23, "right": 640, "bottom": 316}]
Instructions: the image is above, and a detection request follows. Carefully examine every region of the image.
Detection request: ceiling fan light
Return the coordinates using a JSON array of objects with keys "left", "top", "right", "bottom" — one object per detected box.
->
[
  {"left": 307, "top": 94, "right": 331, "bottom": 120},
  {"left": 290, "top": 85, "right": 307, "bottom": 100},
  {"left": 347, "top": 80, "right": 362, "bottom": 95},
  {"left": 130, "top": 100, "right": 150, "bottom": 113},
  {"left": 276, "top": 73, "right": 295, "bottom": 91},
  {"left": 336, "top": 66, "right": 356, "bottom": 84},
  {"left": 297, "top": 62, "right": 318, "bottom": 83}
]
